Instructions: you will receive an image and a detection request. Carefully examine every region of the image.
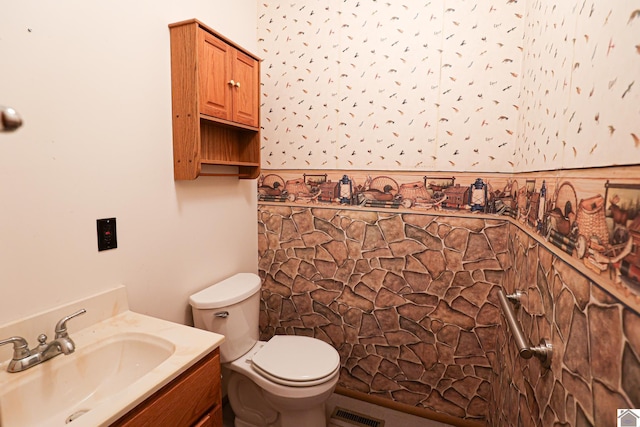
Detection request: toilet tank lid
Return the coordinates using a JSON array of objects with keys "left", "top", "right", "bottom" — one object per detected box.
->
[{"left": 189, "top": 273, "right": 261, "bottom": 309}]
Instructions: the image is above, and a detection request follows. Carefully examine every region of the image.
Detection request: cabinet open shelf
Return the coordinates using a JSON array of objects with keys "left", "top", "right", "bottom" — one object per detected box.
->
[
  {"left": 198, "top": 119, "right": 260, "bottom": 178},
  {"left": 171, "top": 116, "right": 260, "bottom": 180}
]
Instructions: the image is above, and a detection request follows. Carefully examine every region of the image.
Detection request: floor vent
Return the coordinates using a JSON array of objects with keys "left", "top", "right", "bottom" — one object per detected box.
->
[{"left": 328, "top": 407, "right": 385, "bottom": 427}]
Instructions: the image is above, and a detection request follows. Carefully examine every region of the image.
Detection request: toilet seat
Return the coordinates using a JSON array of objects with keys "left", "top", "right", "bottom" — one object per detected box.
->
[
  {"left": 251, "top": 335, "right": 340, "bottom": 387},
  {"left": 252, "top": 362, "right": 341, "bottom": 387}
]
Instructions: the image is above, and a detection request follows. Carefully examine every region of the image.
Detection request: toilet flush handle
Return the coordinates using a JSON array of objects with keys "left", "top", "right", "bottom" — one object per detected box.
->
[{"left": 214, "top": 311, "right": 229, "bottom": 318}]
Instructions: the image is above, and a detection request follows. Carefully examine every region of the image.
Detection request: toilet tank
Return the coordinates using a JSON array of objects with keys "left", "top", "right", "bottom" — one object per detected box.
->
[{"left": 189, "top": 273, "right": 262, "bottom": 363}]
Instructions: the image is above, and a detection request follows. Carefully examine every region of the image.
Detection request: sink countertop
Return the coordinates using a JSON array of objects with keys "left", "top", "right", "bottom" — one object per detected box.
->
[{"left": 0, "top": 286, "right": 224, "bottom": 427}]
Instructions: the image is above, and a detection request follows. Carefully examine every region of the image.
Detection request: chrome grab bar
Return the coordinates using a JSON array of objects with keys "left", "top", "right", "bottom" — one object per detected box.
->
[
  {"left": 498, "top": 289, "right": 552, "bottom": 369},
  {"left": 505, "top": 289, "right": 523, "bottom": 307}
]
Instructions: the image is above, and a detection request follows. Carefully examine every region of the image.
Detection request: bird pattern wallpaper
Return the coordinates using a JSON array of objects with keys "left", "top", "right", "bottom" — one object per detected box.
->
[
  {"left": 516, "top": 0, "right": 640, "bottom": 170},
  {"left": 257, "top": 0, "right": 640, "bottom": 172}
]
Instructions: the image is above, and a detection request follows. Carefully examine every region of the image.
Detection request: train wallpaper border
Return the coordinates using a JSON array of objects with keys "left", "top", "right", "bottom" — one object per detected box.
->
[{"left": 258, "top": 170, "right": 640, "bottom": 303}]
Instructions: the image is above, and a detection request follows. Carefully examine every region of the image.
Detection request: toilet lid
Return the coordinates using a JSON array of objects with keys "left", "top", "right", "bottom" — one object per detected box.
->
[{"left": 251, "top": 335, "right": 340, "bottom": 383}]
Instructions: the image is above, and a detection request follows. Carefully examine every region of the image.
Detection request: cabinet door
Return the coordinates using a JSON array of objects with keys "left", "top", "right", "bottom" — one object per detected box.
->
[
  {"left": 193, "top": 404, "right": 222, "bottom": 427},
  {"left": 198, "top": 30, "right": 232, "bottom": 120},
  {"left": 110, "top": 351, "right": 221, "bottom": 427},
  {"left": 231, "top": 49, "right": 260, "bottom": 128}
]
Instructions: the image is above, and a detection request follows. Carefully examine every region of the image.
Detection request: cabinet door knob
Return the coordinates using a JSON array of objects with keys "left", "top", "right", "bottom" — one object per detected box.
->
[
  {"left": 235, "top": 81, "right": 241, "bottom": 88},
  {"left": 228, "top": 79, "right": 235, "bottom": 86}
]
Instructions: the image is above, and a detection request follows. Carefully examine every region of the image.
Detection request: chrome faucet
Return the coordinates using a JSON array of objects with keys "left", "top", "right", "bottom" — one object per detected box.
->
[{"left": 0, "top": 309, "right": 86, "bottom": 373}]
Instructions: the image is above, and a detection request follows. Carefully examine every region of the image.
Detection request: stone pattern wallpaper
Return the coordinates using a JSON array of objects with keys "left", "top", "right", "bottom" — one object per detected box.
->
[
  {"left": 258, "top": 205, "right": 508, "bottom": 421},
  {"left": 257, "top": 204, "right": 640, "bottom": 426},
  {"left": 490, "top": 226, "right": 640, "bottom": 427},
  {"left": 257, "top": 0, "right": 640, "bottom": 172}
]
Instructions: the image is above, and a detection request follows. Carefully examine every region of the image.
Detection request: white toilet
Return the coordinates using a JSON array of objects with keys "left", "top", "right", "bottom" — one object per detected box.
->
[{"left": 189, "top": 273, "right": 340, "bottom": 427}]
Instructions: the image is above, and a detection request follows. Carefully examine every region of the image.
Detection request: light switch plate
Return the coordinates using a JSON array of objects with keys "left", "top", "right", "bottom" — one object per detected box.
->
[{"left": 96, "top": 218, "right": 117, "bottom": 251}]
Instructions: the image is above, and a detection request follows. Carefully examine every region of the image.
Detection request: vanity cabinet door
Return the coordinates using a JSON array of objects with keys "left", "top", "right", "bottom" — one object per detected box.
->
[
  {"left": 193, "top": 404, "right": 222, "bottom": 427},
  {"left": 111, "top": 349, "right": 221, "bottom": 427}
]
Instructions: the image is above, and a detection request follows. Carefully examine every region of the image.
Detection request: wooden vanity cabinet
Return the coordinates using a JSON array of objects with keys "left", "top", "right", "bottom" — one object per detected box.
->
[
  {"left": 111, "top": 348, "right": 222, "bottom": 427},
  {"left": 169, "top": 19, "right": 261, "bottom": 180}
]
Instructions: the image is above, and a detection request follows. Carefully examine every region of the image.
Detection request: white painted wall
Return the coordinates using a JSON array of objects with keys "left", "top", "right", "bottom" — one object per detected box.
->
[{"left": 0, "top": 0, "right": 258, "bottom": 325}]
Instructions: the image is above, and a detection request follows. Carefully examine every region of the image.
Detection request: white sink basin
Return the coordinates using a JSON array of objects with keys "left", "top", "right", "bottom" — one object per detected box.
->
[
  {"left": 0, "top": 333, "right": 174, "bottom": 427},
  {"left": 0, "top": 290, "right": 224, "bottom": 427}
]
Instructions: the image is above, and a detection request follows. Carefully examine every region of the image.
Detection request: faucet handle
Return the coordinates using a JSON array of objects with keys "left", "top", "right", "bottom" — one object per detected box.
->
[
  {"left": 54, "top": 309, "right": 87, "bottom": 339},
  {"left": 36, "top": 334, "right": 49, "bottom": 352},
  {"left": 0, "top": 336, "right": 30, "bottom": 360}
]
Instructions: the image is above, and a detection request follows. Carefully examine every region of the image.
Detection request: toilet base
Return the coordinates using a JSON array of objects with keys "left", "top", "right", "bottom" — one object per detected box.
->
[
  {"left": 226, "top": 369, "right": 336, "bottom": 427},
  {"left": 227, "top": 371, "right": 278, "bottom": 427},
  {"left": 231, "top": 409, "right": 327, "bottom": 427},
  {"left": 267, "top": 404, "right": 328, "bottom": 427},
  {"left": 234, "top": 418, "right": 265, "bottom": 427}
]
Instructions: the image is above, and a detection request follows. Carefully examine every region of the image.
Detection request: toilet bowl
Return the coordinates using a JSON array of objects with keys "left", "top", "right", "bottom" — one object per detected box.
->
[
  {"left": 227, "top": 337, "right": 340, "bottom": 427},
  {"left": 189, "top": 273, "right": 341, "bottom": 427}
]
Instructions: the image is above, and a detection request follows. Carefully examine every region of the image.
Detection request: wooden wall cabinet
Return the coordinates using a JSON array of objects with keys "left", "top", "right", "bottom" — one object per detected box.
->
[
  {"left": 169, "top": 19, "right": 261, "bottom": 180},
  {"left": 111, "top": 348, "right": 222, "bottom": 427}
]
